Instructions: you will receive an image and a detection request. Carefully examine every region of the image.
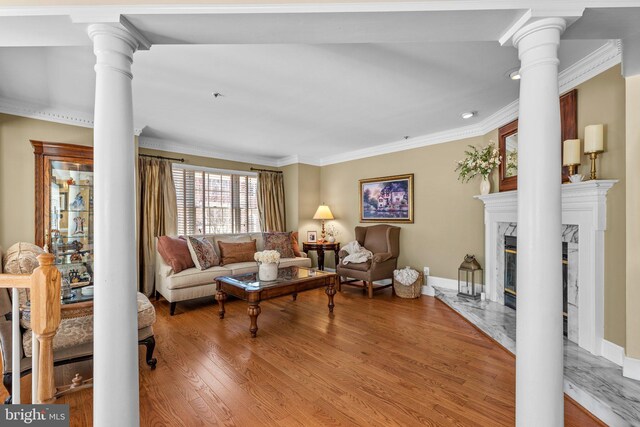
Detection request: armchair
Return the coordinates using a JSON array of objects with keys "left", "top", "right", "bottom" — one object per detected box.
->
[{"left": 336, "top": 224, "right": 400, "bottom": 298}]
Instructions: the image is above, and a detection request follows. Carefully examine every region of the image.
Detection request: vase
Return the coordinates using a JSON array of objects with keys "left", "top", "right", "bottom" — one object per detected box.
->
[
  {"left": 258, "top": 262, "right": 279, "bottom": 281},
  {"left": 480, "top": 176, "right": 490, "bottom": 195},
  {"left": 327, "top": 236, "right": 336, "bottom": 243}
]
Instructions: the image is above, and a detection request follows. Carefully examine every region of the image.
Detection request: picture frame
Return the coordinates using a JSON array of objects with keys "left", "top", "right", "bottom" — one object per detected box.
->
[
  {"left": 359, "top": 174, "right": 414, "bottom": 223},
  {"left": 307, "top": 231, "right": 317, "bottom": 243}
]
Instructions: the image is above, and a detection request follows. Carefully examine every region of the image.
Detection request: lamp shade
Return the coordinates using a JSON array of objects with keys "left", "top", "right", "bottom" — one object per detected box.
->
[{"left": 313, "top": 205, "right": 334, "bottom": 220}]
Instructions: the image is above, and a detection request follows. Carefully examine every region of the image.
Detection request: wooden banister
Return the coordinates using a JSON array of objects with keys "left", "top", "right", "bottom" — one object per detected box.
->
[
  {"left": 0, "top": 274, "right": 31, "bottom": 288},
  {"left": 29, "top": 253, "right": 61, "bottom": 403}
]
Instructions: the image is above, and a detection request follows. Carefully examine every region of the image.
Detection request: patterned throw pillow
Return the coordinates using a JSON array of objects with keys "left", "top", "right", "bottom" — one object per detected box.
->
[
  {"left": 217, "top": 240, "right": 257, "bottom": 265},
  {"left": 186, "top": 236, "right": 220, "bottom": 270},
  {"left": 263, "top": 232, "right": 295, "bottom": 259}
]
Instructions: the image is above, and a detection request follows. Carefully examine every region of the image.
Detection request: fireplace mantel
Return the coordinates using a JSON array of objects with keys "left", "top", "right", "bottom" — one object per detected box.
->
[{"left": 475, "top": 180, "right": 617, "bottom": 356}]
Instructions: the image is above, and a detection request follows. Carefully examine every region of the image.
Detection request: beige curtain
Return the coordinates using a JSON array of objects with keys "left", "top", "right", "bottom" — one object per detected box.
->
[
  {"left": 257, "top": 171, "right": 286, "bottom": 232},
  {"left": 138, "top": 157, "right": 177, "bottom": 296}
]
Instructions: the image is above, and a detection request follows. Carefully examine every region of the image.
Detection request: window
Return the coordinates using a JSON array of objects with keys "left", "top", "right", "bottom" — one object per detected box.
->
[{"left": 172, "top": 165, "right": 260, "bottom": 235}]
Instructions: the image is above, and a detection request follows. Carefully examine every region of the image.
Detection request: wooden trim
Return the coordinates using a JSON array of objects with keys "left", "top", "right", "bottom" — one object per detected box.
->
[
  {"left": 497, "top": 89, "right": 578, "bottom": 192},
  {"left": 0, "top": 274, "right": 31, "bottom": 289},
  {"left": 498, "top": 119, "right": 518, "bottom": 192},
  {"left": 31, "top": 141, "right": 93, "bottom": 247}
]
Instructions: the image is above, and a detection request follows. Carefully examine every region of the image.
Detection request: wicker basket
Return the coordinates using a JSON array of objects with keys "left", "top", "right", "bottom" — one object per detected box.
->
[{"left": 393, "top": 271, "right": 424, "bottom": 299}]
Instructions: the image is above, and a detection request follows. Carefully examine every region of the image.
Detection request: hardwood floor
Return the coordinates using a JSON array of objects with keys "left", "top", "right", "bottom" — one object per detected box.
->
[{"left": 2, "top": 287, "right": 603, "bottom": 426}]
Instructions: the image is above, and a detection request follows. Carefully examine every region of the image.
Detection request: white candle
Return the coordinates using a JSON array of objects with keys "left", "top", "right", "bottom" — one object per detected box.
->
[
  {"left": 584, "top": 124, "right": 604, "bottom": 153},
  {"left": 563, "top": 139, "right": 581, "bottom": 165}
]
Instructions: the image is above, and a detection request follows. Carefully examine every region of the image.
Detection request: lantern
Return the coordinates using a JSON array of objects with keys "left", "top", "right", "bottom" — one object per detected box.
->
[{"left": 458, "top": 254, "right": 483, "bottom": 299}]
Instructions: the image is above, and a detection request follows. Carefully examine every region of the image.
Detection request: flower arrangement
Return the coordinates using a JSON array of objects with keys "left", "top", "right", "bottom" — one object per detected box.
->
[
  {"left": 325, "top": 224, "right": 340, "bottom": 238},
  {"left": 455, "top": 143, "right": 501, "bottom": 182},
  {"left": 254, "top": 250, "right": 281, "bottom": 264}
]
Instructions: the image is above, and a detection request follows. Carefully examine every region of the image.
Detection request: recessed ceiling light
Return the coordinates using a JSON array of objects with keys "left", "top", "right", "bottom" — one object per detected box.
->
[
  {"left": 509, "top": 70, "right": 521, "bottom": 80},
  {"left": 461, "top": 111, "right": 476, "bottom": 120}
]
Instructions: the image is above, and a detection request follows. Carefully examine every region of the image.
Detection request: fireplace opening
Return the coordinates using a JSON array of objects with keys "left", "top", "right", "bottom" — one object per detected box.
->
[{"left": 504, "top": 236, "right": 568, "bottom": 336}]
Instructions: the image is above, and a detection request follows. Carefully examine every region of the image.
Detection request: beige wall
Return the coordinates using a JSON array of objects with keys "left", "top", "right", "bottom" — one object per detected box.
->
[
  {"left": 625, "top": 75, "right": 640, "bottom": 358},
  {"left": 576, "top": 65, "right": 627, "bottom": 346},
  {"left": 138, "top": 147, "right": 260, "bottom": 173},
  {"left": 0, "top": 114, "right": 94, "bottom": 250}
]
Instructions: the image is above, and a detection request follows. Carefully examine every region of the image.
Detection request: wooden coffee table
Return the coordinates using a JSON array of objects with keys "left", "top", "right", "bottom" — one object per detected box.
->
[{"left": 215, "top": 266, "right": 338, "bottom": 337}]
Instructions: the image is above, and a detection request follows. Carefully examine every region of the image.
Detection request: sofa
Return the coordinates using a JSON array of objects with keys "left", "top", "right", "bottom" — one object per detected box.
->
[{"left": 155, "top": 232, "right": 311, "bottom": 315}]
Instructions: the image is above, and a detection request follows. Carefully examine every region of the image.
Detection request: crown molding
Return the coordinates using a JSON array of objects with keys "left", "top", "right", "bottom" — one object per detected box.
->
[
  {"left": 311, "top": 40, "right": 620, "bottom": 167},
  {"left": 0, "top": 96, "right": 145, "bottom": 135},
  {"left": 138, "top": 136, "right": 280, "bottom": 168}
]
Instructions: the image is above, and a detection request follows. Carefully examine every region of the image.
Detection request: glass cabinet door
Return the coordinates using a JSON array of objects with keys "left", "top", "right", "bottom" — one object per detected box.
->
[{"left": 48, "top": 160, "right": 93, "bottom": 287}]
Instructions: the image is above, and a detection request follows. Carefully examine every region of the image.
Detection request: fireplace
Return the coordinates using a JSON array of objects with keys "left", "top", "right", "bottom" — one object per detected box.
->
[{"left": 503, "top": 235, "right": 569, "bottom": 336}]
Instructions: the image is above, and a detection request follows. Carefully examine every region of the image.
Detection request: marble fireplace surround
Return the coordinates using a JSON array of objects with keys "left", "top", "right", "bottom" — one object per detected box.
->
[{"left": 475, "top": 180, "right": 617, "bottom": 356}]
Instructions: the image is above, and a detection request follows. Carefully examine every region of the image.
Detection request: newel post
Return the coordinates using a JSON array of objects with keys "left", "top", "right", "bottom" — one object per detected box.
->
[{"left": 30, "top": 253, "right": 61, "bottom": 403}]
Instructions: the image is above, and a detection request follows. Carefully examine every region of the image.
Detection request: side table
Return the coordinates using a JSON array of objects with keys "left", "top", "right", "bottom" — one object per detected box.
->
[{"left": 302, "top": 242, "right": 340, "bottom": 271}]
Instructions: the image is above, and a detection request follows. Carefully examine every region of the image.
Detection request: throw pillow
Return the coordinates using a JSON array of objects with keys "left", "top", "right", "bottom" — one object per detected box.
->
[
  {"left": 263, "top": 232, "right": 295, "bottom": 259},
  {"left": 186, "top": 236, "right": 219, "bottom": 270},
  {"left": 218, "top": 240, "right": 257, "bottom": 265},
  {"left": 157, "top": 236, "right": 195, "bottom": 274},
  {"left": 291, "top": 232, "right": 302, "bottom": 257}
]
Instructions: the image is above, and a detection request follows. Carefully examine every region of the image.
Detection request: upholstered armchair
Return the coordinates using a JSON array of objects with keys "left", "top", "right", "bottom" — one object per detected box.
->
[{"left": 336, "top": 224, "right": 400, "bottom": 298}]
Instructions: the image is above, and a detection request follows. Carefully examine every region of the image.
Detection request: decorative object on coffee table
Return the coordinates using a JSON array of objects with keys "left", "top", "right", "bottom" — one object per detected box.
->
[
  {"left": 457, "top": 255, "right": 483, "bottom": 299},
  {"left": 254, "top": 250, "right": 281, "bottom": 281},
  {"left": 393, "top": 267, "right": 423, "bottom": 299},
  {"left": 360, "top": 174, "right": 413, "bottom": 223},
  {"left": 313, "top": 205, "right": 334, "bottom": 242}
]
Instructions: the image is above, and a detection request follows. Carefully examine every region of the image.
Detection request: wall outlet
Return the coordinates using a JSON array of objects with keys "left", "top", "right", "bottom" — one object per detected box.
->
[{"left": 423, "top": 266, "right": 430, "bottom": 276}]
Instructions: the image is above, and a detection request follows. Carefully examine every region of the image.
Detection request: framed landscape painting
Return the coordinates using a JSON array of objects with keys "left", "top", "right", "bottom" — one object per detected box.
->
[{"left": 360, "top": 174, "right": 414, "bottom": 223}]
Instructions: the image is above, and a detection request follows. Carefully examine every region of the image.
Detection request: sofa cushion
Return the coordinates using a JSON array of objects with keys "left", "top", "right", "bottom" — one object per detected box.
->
[
  {"left": 226, "top": 257, "right": 312, "bottom": 276},
  {"left": 218, "top": 240, "right": 257, "bottom": 265},
  {"left": 339, "top": 260, "right": 371, "bottom": 272},
  {"left": 212, "top": 234, "right": 252, "bottom": 257},
  {"left": 165, "top": 266, "right": 232, "bottom": 290},
  {"left": 263, "top": 232, "right": 295, "bottom": 258},
  {"left": 157, "top": 236, "right": 194, "bottom": 274},
  {"left": 291, "top": 232, "right": 302, "bottom": 257},
  {"left": 186, "top": 236, "right": 219, "bottom": 270}
]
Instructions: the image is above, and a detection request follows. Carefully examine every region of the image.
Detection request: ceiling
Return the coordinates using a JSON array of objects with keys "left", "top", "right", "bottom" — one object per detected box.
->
[{"left": 0, "top": 3, "right": 636, "bottom": 166}]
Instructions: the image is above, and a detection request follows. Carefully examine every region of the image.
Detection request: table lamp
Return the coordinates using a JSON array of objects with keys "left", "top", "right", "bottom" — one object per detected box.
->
[
  {"left": 584, "top": 124, "right": 604, "bottom": 180},
  {"left": 313, "top": 205, "right": 334, "bottom": 242}
]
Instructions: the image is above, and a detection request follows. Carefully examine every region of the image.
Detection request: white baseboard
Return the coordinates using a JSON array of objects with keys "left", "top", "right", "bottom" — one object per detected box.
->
[
  {"left": 601, "top": 339, "right": 625, "bottom": 367},
  {"left": 623, "top": 355, "right": 640, "bottom": 381},
  {"left": 427, "top": 275, "right": 458, "bottom": 291}
]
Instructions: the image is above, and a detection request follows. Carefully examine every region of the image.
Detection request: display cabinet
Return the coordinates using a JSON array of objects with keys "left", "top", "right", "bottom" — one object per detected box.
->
[{"left": 32, "top": 141, "right": 94, "bottom": 287}]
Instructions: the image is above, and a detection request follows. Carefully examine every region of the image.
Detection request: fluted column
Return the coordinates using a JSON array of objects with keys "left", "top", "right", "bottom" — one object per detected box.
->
[
  {"left": 512, "top": 18, "right": 566, "bottom": 426},
  {"left": 89, "top": 23, "right": 140, "bottom": 427}
]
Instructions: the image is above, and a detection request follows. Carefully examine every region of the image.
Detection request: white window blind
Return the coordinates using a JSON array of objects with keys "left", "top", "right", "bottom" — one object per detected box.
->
[{"left": 173, "top": 165, "right": 260, "bottom": 235}]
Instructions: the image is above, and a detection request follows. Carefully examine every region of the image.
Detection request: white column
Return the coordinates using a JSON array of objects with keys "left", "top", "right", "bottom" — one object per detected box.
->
[
  {"left": 512, "top": 18, "right": 566, "bottom": 426},
  {"left": 89, "top": 24, "right": 140, "bottom": 427}
]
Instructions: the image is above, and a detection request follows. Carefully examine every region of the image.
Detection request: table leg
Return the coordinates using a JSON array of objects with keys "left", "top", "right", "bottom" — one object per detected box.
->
[
  {"left": 326, "top": 277, "right": 336, "bottom": 313},
  {"left": 215, "top": 290, "right": 227, "bottom": 319},
  {"left": 318, "top": 247, "right": 325, "bottom": 270},
  {"left": 248, "top": 302, "right": 262, "bottom": 338},
  {"left": 334, "top": 249, "right": 339, "bottom": 269},
  {"left": 292, "top": 292, "right": 298, "bottom": 301}
]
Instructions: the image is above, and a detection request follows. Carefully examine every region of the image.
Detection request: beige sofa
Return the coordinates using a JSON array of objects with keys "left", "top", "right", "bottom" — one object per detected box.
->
[{"left": 155, "top": 233, "right": 311, "bottom": 315}]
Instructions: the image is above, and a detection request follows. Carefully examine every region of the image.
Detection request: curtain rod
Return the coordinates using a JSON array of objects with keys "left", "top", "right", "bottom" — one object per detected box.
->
[
  {"left": 251, "top": 167, "right": 282, "bottom": 174},
  {"left": 139, "top": 153, "right": 185, "bottom": 163}
]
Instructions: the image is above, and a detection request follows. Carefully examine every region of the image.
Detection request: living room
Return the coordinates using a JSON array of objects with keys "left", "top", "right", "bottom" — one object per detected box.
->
[{"left": 1, "top": 2, "right": 640, "bottom": 426}]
